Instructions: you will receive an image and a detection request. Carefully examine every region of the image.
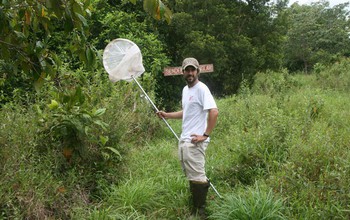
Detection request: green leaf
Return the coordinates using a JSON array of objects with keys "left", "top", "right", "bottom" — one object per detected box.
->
[
  {"left": 143, "top": 0, "right": 158, "bottom": 18},
  {"left": 34, "top": 72, "right": 46, "bottom": 91},
  {"left": 48, "top": 99, "right": 59, "bottom": 110},
  {"left": 46, "top": 0, "right": 53, "bottom": 8},
  {"left": 84, "top": 126, "right": 89, "bottom": 135},
  {"left": 82, "top": 113, "right": 92, "bottom": 121},
  {"left": 72, "top": 1, "right": 84, "bottom": 15},
  {"left": 14, "top": 31, "right": 26, "bottom": 39},
  {"left": 64, "top": 13, "right": 74, "bottom": 32},
  {"left": 162, "top": 2, "right": 172, "bottom": 24},
  {"left": 94, "top": 120, "right": 108, "bottom": 131},
  {"left": 75, "top": 12, "right": 87, "bottom": 27},
  {"left": 85, "top": 46, "right": 95, "bottom": 67},
  {"left": 35, "top": 41, "right": 44, "bottom": 50},
  {"left": 105, "top": 147, "right": 122, "bottom": 158},
  {"left": 93, "top": 108, "right": 106, "bottom": 117},
  {"left": 75, "top": 86, "right": 85, "bottom": 105},
  {"left": 99, "top": 135, "right": 109, "bottom": 146},
  {"left": 51, "top": 52, "right": 62, "bottom": 67},
  {"left": 0, "top": 45, "right": 10, "bottom": 60},
  {"left": 85, "top": 8, "right": 91, "bottom": 17},
  {"left": 49, "top": 0, "right": 63, "bottom": 17},
  {"left": 78, "top": 48, "right": 88, "bottom": 65},
  {"left": 143, "top": 0, "right": 172, "bottom": 24}
]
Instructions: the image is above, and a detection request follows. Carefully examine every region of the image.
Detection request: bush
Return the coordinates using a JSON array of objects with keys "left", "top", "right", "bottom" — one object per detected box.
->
[
  {"left": 315, "top": 57, "right": 350, "bottom": 92},
  {"left": 251, "top": 69, "right": 299, "bottom": 97}
]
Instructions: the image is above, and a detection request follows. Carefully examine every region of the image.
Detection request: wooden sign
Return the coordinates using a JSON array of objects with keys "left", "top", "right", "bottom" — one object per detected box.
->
[{"left": 163, "top": 64, "right": 214, "bottom": 76}]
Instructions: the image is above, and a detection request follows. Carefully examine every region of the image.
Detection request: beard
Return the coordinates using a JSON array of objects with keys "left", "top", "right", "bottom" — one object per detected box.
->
[{"left": 185, "top": 75, "right": 197, "bottom": 85}]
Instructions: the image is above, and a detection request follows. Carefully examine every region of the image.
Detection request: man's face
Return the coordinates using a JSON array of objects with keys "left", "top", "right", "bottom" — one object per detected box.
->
[{"left": 183, "top": 66, "right": 198, "bottom": 86}]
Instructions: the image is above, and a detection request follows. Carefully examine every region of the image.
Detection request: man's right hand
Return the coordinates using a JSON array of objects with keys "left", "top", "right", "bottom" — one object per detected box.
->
[{"left": 156, "top": 111, "right": 167, "bottom": 119}]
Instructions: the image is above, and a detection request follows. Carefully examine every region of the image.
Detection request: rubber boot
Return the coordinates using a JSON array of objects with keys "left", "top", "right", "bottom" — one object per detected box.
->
[{"left": 190, "top": 181, "right": 210, "bottom": 220}]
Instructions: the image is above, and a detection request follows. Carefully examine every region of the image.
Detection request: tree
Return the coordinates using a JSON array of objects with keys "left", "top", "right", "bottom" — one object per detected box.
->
[
  {"left": 153, "top": 0, "right": 287, "bottom": 106},
  {"left": 0, "top": 0, "right": 172, "bottom": 105},
  {"left": 284, "top": 1, "right": 350, "bottom": 72},
  {"left": 0, "top": 0, "right": 94, "bottom": 90}
]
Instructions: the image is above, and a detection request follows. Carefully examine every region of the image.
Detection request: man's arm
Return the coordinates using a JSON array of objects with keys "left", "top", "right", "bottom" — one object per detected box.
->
[
  {"left": 204, "top": 108, "right": 219, "bottom": 136},
  {"left": 190, "top": 108, "right": 219, "bottom": 143},
  {"left": 156, "top": 110, "right": 183, "bottom": 119}
]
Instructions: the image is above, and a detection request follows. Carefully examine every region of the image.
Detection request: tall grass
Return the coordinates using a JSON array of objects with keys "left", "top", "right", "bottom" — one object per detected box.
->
[{"left": 209, "top": 183, "right": 286, "bottom": 220}]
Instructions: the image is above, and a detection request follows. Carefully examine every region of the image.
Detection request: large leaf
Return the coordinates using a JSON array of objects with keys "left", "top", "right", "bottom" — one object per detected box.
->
[
  {"left": 143, "top": 0, "right": 172, "bottom": 24},
  {"left": 93, "top": 108, "right": 106, "bottom": 117}
]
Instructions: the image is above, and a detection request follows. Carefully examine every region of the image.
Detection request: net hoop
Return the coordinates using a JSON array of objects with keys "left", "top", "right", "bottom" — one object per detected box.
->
[{"left": 103, "top": 38, "right": 145, "bottom": 82}]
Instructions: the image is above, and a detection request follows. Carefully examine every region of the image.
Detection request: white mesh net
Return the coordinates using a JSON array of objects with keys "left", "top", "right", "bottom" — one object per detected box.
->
[{"left": 103, "top": 39, "right": 145, "bottom": 82}]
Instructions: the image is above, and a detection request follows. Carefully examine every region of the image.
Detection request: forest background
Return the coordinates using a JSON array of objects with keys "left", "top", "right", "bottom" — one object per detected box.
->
[{"left": 0, "top": 0, "right": 349, "bottom": 219}]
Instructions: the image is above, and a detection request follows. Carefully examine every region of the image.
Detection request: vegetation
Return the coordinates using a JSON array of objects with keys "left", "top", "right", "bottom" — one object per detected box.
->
[{"left": 0, "top": 0, "right": 349, "bottom": 219}]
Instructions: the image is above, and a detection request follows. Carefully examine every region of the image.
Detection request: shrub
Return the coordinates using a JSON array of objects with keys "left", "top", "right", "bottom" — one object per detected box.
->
[
  {"left": 315, "top": 57, "right": 350, "bottom": 92},
  {"left": 251, "top": 69, "right": 299, "bottom": 97}
]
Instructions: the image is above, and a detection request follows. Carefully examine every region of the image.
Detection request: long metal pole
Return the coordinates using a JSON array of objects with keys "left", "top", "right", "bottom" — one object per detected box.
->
[
  {"left": 131, "top": 75, "right": 222, "bottom": 199},
  {"left": 131, "top": 76, "right": 179, "bottom": 140}
]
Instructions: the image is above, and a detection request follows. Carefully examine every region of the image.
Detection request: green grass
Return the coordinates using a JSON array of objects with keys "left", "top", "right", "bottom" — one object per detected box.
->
[{"left": 209, "top": 183, "right": 286, "bottom": 220}]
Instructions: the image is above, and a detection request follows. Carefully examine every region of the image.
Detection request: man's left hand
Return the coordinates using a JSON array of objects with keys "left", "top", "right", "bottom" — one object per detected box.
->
[{"left": 190, "top": 134, "right": 208, "bottom": 143}]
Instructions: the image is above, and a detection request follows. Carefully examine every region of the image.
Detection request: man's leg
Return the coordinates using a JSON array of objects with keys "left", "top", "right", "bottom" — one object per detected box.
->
[
  {"left": 178, "top": 141, "right": 209, "bottom": 219},
  {"left": 190, "top": 180, "right": 210, "bottom": 219}
]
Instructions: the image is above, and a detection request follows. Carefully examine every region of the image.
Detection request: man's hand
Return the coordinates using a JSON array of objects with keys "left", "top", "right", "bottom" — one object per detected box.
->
[
  {"left": 156, "top": 111, "right": 167, "bottom": 119},
  {"left": 190, "top": 134, "right": 208, "bottom": 143},
  {"left": 156, "top": 111, "right": 183, "bottom": 120}
]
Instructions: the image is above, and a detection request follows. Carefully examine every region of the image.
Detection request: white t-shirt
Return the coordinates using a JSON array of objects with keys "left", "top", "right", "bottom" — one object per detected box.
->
[{"left": 180, "top": 81, "right": 217, "bottom": 142}]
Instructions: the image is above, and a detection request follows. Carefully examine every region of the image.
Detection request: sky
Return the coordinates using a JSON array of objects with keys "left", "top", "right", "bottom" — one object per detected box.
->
[{"left": 288, "top": 0, "right": 350, "bottom": 7}]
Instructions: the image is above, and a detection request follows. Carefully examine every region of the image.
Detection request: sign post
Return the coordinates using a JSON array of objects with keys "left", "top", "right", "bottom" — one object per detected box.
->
[{"left": 163, "top": 64, "right": 214, "bottom": 76}]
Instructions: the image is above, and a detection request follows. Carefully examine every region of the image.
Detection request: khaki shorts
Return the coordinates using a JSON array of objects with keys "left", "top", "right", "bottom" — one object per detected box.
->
[{"left": 178, "top": 141, "right": 209, "bottom": 182}]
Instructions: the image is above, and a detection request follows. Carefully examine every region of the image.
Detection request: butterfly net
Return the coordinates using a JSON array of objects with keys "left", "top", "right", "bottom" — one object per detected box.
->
[{"left": 103, "top": 39, "right": 145, "bottom": 82}]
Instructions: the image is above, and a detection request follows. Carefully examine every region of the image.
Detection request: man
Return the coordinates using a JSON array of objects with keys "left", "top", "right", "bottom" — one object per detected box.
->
[{"left": 157, "top": 57, "right": 219, "bottom": 219}]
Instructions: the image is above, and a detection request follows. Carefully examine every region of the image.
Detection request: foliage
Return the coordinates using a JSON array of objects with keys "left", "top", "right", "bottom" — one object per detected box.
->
[
  {"left": 213, "top": 94, "right": 291, "bottom": 187},
  {"left": 0, "top": 59, "right": 164, "bottom": 218},
  {"left": 314, "top": 57, "right": 350, "bottom": 92},
  {"left": 90, "top": 0, "right": 171, "bottom": 95},
  {"left": 0, "top": 0, "right": 171, "bottom": 107},
  {"left": 0, "top": 0, "right": 94, "bottom": 88},
  {"left": 0, "top": 104, "right": 81, "bottom": 219},
  {"left": 251, "top": 68, "right": 299, "bottom": 96},
  {"left": 0, "top": 0, "right": 171, "bottom": 83},
  {"left": 43, "top": 87, "right": 108, "bottom": 163},
  {"left": 0, "top": 60, "right": 35, "bottom": 106},
  {"left": 284, "top": 1, "right": 350, "bottom": 72},
  {"left": 152, "top": 0, "right": 289, "bottom": 108}
]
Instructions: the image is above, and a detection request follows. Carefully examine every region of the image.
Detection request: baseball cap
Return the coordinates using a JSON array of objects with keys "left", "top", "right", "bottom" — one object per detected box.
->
[{"left": 182, "top": 57, "right": 200, "bottom": 70}]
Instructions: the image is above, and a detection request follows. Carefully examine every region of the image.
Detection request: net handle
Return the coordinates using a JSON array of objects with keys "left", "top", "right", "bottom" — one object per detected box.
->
[{"left": 131, "top": 75, "right": 180, "bottom": 140}]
